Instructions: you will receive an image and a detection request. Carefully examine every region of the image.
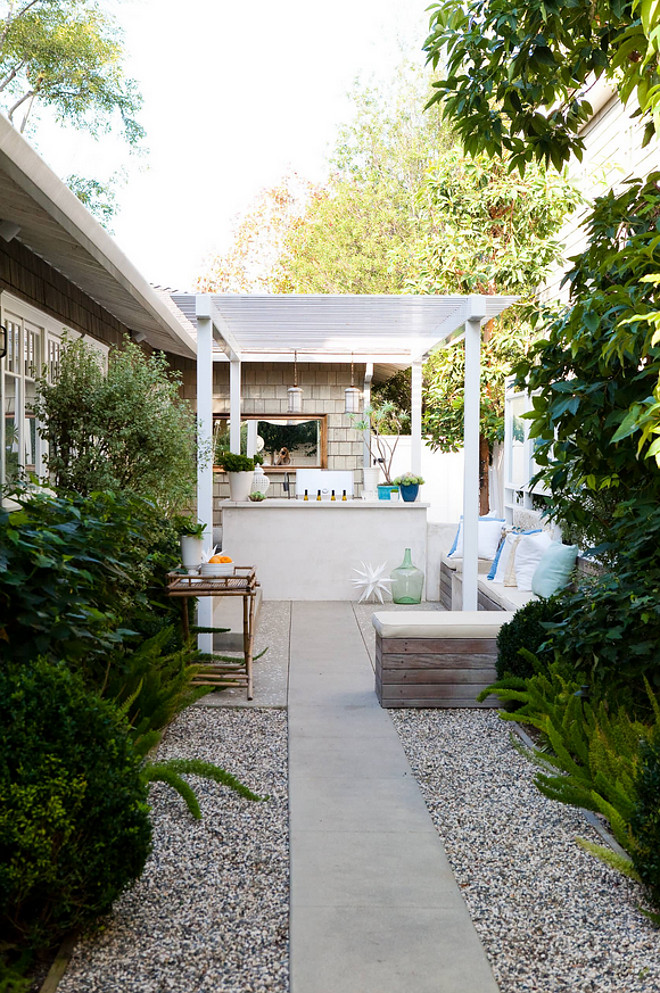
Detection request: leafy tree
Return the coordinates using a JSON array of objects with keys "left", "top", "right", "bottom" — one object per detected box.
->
[
  {"left": 425, "top": 0, "right": 660, "bottom": 467},
  {"left": 273, "top": 67, "right": 451, "bottom": 293},
  {"left": 196, "top": 172, "right": 316, "bottom": 293},
  {"left": 31, "top": 335, "right": 198, "bottom": 512},
  {"left": 424, "top": 0, "right": 660, "bottom": 173},
  {"left": 0, "top": 0, "right": 143, "bottom": 142}
]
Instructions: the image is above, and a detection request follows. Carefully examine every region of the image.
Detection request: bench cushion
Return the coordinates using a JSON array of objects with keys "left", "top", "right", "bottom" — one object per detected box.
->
[{"left": 372, "top": 610, "right": 516, "bottom": 640}]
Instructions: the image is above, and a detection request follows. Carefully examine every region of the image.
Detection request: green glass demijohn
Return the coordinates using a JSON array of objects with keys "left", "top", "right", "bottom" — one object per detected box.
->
[{"left": 390, "top": 548, "right": 424, "bottom": 604}]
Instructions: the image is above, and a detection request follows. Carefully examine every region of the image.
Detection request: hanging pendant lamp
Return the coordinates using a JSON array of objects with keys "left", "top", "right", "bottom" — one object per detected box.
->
[
  {"left": 344, "top": 353, "right": 362, "bottom": 414},
  {"left": 287, "top": 350, "right": 303, "bottom": 413}
]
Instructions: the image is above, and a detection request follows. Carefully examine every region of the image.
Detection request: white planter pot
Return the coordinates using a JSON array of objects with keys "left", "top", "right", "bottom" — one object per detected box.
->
[
  {"left": 362, "top": 466, "right": 381, "bottom": 497},
  {"left": 180, "top": 535, "right": 204, "bottom": 573},
  {"left": 228, "top": 470, "right": 253, "bottom": 502}
]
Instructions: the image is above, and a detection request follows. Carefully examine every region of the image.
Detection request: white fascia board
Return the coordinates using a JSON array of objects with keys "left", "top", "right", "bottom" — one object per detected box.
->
[{"left": 0, "top": 115, "right": 196, "bottom": 358}]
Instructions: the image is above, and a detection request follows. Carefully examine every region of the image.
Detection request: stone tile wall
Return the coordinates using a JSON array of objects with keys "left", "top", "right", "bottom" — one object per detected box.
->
[{"left": 180, "top": 360, "right": 367, "bottom": 509}]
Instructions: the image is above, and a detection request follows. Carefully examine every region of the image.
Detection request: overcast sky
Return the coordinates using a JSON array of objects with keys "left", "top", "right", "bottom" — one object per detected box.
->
[{"left": 40, "top": 0, "right": 429, "bottom": 290}]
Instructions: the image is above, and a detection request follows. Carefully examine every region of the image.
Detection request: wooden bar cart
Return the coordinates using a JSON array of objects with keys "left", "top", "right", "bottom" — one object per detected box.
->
[{"left": 166, "top": 566, "right": 259, "bottom": 699}]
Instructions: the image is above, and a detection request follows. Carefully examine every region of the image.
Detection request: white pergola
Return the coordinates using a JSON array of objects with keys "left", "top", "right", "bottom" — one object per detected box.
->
[{"left": 177, "top": 292, "right": 517, "bottom": 610}]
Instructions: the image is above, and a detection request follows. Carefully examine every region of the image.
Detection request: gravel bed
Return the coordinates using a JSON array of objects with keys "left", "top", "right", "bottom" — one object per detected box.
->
[
  {"left": 390, "top": 708, "right": 660, "bottom": 993},
  {"left": 59, "top": 707, "right": 288, "bottom": 993}
]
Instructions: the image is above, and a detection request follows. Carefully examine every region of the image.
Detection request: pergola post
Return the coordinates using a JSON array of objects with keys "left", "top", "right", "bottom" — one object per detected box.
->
[
  {"left": 363, "top": 362, "right": 373, "bottom": 467},
  {"left": 195, "top": 295, "right": 214, "bottom": 652},
  {"left": 462, "top": 296, "right": 486, "bottom": 611},
  {"left": 411, "top": 357, "right": 423, "bottom": 476},
  {"left": 230, "top": 359, "right": 241, "bottom": 453}
]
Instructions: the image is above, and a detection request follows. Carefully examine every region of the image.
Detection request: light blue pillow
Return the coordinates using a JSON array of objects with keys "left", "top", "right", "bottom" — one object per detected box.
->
[
  {"left": 532, "top": 542, "right": 578, "bottom": 598},
  {"left": 447, "top": 520, "right": 462, "bottom": 557}
]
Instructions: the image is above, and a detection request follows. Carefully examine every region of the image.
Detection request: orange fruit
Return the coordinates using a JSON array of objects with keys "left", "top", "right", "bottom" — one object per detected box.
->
[{"left": 209, "top": 554, "right": 232, "bottom": 563}]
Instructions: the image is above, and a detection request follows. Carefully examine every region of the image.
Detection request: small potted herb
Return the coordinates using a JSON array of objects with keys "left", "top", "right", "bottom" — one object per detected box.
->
[
  {"left": 216, "top": 452, "right": 256, "bottom": 501},
  {"left": 173, "top": 516, "right": 207, "bottom": 572}
]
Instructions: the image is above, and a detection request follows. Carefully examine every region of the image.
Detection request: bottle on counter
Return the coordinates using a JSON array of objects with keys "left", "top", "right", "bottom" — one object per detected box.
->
[
  {"left": 316, "top": 489, "right": 322, "bottom": 501},
  {"left": 303, "top": 489, "right": 309, "bottom": 501},
  {"left": 342, "top": 489, "right": 347, "bottom": 501},
  {"left": 331, "top": 489, "right": 336, "bottom": 501}
]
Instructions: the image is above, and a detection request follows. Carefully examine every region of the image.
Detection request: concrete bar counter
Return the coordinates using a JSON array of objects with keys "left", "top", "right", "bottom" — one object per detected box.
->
[{"left": 220, "top": 499, "right": 428, "bottom": 600}]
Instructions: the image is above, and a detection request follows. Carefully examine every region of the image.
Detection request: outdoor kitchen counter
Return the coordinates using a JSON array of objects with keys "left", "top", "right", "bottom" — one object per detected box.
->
[{"left": 220, "top": 500, "right": 429, "bottom": 600}]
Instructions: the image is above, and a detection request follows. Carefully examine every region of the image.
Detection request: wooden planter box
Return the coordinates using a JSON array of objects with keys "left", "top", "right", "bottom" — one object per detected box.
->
[{"left": 373, "top": 611, "right": 515, "bottom": 709}]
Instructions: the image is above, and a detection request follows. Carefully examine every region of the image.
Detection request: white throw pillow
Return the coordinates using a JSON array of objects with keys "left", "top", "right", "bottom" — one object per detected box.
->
[
  {"left": 493, "top": 532, "right": 521, "bottom": 586},
  {"left": 448, "top": 518, "right": 505, "bottom": 561},
  {"left": 514, "top": 530, "right": 554, "bottom": 591}
]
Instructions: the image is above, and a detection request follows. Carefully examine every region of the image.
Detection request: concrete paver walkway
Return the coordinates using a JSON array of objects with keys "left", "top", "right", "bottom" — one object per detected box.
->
[{"left": 288, "top": 601, "right": 499, "bottom": 993}]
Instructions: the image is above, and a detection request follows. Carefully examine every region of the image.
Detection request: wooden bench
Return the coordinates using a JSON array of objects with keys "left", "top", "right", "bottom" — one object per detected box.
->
[{"left": 373, "top": 610, "right": 515, "bottom": 709}]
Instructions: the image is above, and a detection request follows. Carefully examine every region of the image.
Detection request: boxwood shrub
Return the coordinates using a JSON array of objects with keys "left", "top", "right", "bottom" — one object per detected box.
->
[
  {"left": 496, "top": 596, "right": 563, "bottom": 680},
  {"left": 0, "top": 659, "right": 152, "bottom": 953}
]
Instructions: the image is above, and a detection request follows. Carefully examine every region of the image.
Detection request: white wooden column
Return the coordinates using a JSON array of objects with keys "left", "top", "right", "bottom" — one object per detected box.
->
[
  {"left": 195, "top": 296, "right": 214, "bottom": 652},
  {"left": 363, "top": 362, "right": 373, "bottom": 467},
  {"left": 230, "top": 359, "right": 241, "bottom": 453},
  {"left": 462, "top": 296, "right": 486, "bottom": 611},
  {"left": 411, "top": 357, "right": 423, "bottom": 476}
]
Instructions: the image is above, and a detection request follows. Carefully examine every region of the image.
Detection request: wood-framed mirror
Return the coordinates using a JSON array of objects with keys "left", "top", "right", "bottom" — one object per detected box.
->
[{"left": 214, "top": 414, "right": 328, "bottom": 470}]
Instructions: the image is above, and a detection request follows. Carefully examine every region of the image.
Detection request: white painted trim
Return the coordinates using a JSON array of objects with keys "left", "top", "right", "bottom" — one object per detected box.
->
[
  {"left": 195, "top": 305, "right": 214, "bottom": 654},
  {"left": 461, "top": 317, "right": 482, "bottom": 611},
  {"left": 229, "top": 360, "right": 241, "bottom": 453},
  {"left": 411, "top": 358, "right": 423, "bottom": 476}
]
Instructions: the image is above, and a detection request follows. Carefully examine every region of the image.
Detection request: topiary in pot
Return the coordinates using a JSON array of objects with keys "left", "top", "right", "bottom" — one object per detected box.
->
[
  {"left": 496, "top": 596, "right": 563, "bottom": 681},
  {"left": 0, "top": 659, "right": 152, "bottom": 955},
  {"left": 216, "top": 452, "right": 256, "bottom": 473}
]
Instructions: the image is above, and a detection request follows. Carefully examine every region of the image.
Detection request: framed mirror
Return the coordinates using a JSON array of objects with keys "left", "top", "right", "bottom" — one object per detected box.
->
[{"left": 214, "top": 414, "right": 328, "bottom": 470}]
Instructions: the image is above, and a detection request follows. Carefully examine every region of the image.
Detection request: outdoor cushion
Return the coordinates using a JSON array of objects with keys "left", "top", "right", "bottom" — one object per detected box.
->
[
  {"left": 514, "top": 530, "right": 554, "bottom": 591},
  {"left": 493, "top": 531, "right": 530, "bottom": 585},
  {"left": 447, "top": 517, "right": 505, "bottom": 561},
  {"left": 372, "top": 610, "right": 516, "bottom": 640},
  {"left": 532, "top": 542, "right": 578, "bottom": 598}
]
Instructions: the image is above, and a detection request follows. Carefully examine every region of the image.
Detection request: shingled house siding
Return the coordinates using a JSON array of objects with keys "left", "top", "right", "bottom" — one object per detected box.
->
[{"left": 1, "top": 239, "right": 127, "bottom": 348}]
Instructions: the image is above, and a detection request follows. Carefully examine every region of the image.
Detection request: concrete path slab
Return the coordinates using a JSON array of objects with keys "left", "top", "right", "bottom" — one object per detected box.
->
[{"left": 289, "top": 600, "right": 499, "bottom": 993}]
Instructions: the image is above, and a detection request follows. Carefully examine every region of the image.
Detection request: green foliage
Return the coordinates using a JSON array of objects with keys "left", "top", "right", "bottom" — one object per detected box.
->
[
  {"left": 0, "top": 0, "right": 144, "bottom": 146},
  {"left": 551, "top": 572, "right": 660, "bottom": 712},
  {"left": 496, "top": 597, "right": 562, "bottom": 680},
  {"left": 424, "top": 0, "right": 658, "bottom": 173},
  {"left": 173, "top": 515, "right": 207, "bottom": 538},
  {"left": 0, "top": 659, "right": 152, "bottom": 953},
  {"left": 487, "top": 664, "right": 660, "bottom": 916},
  {"left": 31, "top": 335, "right": 198, "bottom": 513},
  {"left": 65, "top": 172, "right": 123, "bottom": 229},
  {"left": 632, "top": 737, "right": 660, "bottom": 923},
  {"left": 348, "top": 402, "right": 409, "bottom": 483},
  {"left": 215, "top": 451, "right": 256, "bottom": 473},
  {"left": 514, "top": 176, "right": 660, "bottom": 555},
  {"left": 143, "top": 758, "right": 264, "bottom": 821},
  {"left": 273, "top": 65, "right": 451, "bottom": 294},
  {"left": 392, "top": 473, "right": 425, "bottom": 486},
  {"left": 0, "top": 487, "right": 181, "bottom": 667}
]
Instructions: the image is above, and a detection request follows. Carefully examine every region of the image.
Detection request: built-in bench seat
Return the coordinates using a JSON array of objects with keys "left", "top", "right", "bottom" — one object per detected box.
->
[
  {"left": 440, "top": 554, "right": 537, "bottom": 612},
  {"left": 373, "top": 610, "right": 515, "bottom": 709}
]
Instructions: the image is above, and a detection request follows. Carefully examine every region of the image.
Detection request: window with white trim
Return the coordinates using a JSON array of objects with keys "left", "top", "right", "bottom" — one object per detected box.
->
[{"left": 1, "top": 293, "right": 108, "bottom": 494}]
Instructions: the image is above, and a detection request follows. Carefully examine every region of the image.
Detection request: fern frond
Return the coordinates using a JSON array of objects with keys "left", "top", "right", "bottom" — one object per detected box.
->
[
  {"left": 577, "top": 838, "right": 639, "bottom": 880},
  {"left": 156, "top": 757, "right": 265, "bottom": 802},
  {"left": 144, "top": 763, "right": 202, "bottom": 820}
]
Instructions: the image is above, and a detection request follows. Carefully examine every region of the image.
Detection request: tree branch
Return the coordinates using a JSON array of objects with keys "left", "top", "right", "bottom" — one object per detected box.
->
[{"left": 7, "top": 88, "right": 34, "bottom": 123}]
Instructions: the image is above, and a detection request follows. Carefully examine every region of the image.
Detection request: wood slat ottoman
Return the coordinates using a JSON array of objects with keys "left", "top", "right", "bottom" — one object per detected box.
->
[{"left": 372, "top": 610, "right": 516, "bottom": 709}]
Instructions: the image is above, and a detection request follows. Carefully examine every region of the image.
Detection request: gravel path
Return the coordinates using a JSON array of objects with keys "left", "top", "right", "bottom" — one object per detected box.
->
[
  {"left": 390, "top": 708, "right": 660, "bottom": 993},
  {"left": 59, "top": 707, "right": 288, "bottom": 993}
]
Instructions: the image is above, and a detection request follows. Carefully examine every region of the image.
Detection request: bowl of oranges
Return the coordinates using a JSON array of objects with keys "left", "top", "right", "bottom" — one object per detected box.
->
[{"left": 200, "top": 554, "right": 233, "bottom": 577}]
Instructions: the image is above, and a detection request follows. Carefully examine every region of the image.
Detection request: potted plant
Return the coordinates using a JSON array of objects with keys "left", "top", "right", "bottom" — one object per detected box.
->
[
  {"left": 348, "top": 402, "right": 410, "bottom": 499},
  {"left": 174, "top": 516, "right": 207, "bottom": 572},
  {"left": 216, "top": 451, "right": 256, "bottom": 502},
  {"left": 392, "top": 473, "right": 425, "bottom": 503}
]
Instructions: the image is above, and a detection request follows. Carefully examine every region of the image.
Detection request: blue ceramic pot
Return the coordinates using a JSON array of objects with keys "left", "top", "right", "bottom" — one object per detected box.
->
[
  {"left": 377, "top": 484, "right": 398, "bottom": 500},
  {"left": 399, "top": 483, "right": 419, "bottom": 503}
]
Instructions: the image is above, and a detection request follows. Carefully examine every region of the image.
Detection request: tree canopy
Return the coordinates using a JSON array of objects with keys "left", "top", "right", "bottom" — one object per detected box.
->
[
  {"left": 426, "top": 0, "right": 660, "bottom": 548},
  {"left": 424, "top": 0, "right": 660, "bottom": 173}
]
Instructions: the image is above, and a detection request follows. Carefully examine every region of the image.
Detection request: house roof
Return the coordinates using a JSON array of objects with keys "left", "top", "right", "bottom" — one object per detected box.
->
[
  {"left": 0, "top": 115, "right": 196, "bottom": 358},
  {"left": 172, "top": 293, "right": 518, "bottom": 364}
]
